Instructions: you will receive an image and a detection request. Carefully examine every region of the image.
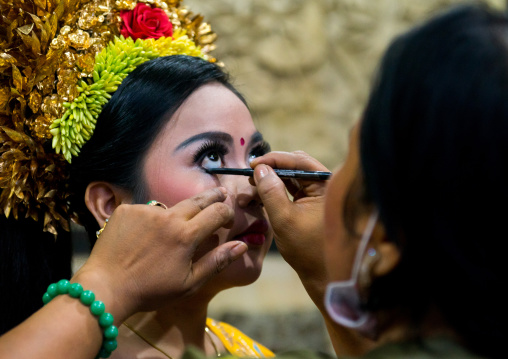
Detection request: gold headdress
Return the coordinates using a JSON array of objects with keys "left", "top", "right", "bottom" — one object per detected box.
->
[{"left": 0, "top": 0, "right": 217, "bottom": 234}]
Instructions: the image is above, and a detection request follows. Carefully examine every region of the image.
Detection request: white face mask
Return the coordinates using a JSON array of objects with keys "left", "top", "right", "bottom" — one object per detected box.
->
[{"left": 324, "top": 211, "right": 379, "bottom": 335}]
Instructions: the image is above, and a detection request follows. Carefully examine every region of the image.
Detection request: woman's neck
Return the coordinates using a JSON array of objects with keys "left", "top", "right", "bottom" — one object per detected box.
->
[{"left": 121, "top": 293, "right": 222, "bottom": 358}]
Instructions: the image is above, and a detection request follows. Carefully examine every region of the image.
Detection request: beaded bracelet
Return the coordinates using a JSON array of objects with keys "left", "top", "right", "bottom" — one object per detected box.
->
[{"left": 42, "top": 280, "right": 118, "bottom": 358}]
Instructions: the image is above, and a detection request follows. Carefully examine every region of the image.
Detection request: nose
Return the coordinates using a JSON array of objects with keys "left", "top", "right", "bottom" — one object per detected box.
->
[{"left": 221, "top": 173, "right": 262, "bottom": 209}]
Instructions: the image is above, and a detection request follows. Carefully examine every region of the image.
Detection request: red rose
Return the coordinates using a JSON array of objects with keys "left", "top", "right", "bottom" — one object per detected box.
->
[{"left": 120, "top": 3, "right": 173, "bottom": 40}]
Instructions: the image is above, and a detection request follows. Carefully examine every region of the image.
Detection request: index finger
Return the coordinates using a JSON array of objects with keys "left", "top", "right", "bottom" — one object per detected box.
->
[
  {"left": 172, "top": 187, "right": 229, "bottom": 220},
  {"left": 187, "top": 201, "right": 235, "bottom": 240},
  {"left": 250, "top": 151, "right": 329, "bottom": 172}
]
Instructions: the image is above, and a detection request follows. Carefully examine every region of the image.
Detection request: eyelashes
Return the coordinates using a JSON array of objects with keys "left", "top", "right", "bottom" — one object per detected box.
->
[
  {"left": 249, "top": 141, "right": 271, "bottom": 162},
  {"left": 192, "top": 140, "right": 271, "bottom": 168},
  {"left": 192, "top": 140, "right": 229, "bottom": 165}
]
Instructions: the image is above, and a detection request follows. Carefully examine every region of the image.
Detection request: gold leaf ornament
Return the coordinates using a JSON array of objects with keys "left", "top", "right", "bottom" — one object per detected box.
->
[
  {"left": 0, "top": 53, "right": 17, "bottom": 69},
  {"left": 0, "top": 87, "right": 10, "bottom": 112},
  {"left": 12, "top": 65, "right": 25, "bottom": 93},
  {"left": 29, "top": 91, "right": 43, "bottom": 113},
  {"left": 1, "top": 0, "right": 218, "bottom": 234}
]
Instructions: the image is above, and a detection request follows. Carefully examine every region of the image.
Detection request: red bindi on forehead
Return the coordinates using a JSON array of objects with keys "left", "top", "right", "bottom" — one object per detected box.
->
[{"left": 240, "top": 137, "right": 245, "bottom": 146}]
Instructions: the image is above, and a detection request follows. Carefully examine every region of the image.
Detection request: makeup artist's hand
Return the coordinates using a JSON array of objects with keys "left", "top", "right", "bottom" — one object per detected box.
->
[
  {"left": 250, "top": 151, "right": 329, "bottom": 308},
  {"left": 251, "top": 153, "right": 375, "bottom": 357},
  {"left": 72, "top": 187, "right": 246, "bottom": 323},
  {"left": 1, "top": 188, "right": 246, "bottom": 359}
]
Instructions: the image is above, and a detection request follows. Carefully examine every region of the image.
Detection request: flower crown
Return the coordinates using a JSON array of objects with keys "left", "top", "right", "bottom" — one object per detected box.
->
[{"left": 0, "top": 0, "right": 218, "bottom": 234}]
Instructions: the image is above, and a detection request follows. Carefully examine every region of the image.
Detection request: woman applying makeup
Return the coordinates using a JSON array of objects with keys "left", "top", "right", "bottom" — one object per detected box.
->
[{"left": 251, "top": 4, "right": 506, "bottom": 359}]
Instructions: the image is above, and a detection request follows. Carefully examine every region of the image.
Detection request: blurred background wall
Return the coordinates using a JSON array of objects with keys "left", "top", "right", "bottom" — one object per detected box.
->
[
  {"left": 73, "top": 0, "right": 507, "bottom": 355},
  {"left": 186, "top": 0, "right": 506, "bottom": 169}
]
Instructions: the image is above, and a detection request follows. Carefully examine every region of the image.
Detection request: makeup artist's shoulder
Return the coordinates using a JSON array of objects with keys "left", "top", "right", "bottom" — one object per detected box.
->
[{"left": 182, "top": 347, "right": 336, "bottom": 359}]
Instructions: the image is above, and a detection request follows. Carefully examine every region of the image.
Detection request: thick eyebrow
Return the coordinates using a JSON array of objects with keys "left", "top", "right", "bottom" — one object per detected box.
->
[
  {"left": 249, "top": 132, "right": 264, "bottom": 146},
  {"left": 174, "top": 131, "right": 233, "bottom": 152}
]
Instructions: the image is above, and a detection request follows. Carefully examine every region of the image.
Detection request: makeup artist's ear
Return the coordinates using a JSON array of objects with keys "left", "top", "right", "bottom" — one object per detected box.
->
[
  {"left": 369, "top": 221, "right": 401, "bottom": 278},
  {"left": 85, "top": 181, "right": 132, "bottom": 227}
]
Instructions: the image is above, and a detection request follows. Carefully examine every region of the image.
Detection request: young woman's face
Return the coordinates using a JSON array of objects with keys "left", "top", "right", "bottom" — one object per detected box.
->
[{"left": 143, "top": 83, "right": 273, "bottom": 292}]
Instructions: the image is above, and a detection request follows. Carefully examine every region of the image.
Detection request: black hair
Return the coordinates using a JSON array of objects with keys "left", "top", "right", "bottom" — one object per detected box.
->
[
  {"left": 358, "top": 4, "right": 507, "bottom": 357},
  {"left": 0, "top": 216, "right": 71, "bottom": 335},
  {"left": 69, "top": 55, "right": 245, "bottom": 245}
]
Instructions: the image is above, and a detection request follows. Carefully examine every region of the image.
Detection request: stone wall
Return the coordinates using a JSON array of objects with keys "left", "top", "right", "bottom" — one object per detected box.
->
[{"left": 186, "top": 0, "right": 505, "bottom": 169}]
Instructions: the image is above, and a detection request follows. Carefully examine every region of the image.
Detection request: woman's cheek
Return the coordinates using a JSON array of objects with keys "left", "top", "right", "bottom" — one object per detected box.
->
[{"left": 148, "top": 173, "right": 215, "bottom": 207}]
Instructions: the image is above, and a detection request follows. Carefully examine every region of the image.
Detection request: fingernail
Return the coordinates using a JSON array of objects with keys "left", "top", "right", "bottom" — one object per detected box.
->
[
  {"left": 257, "top": 165, "right": 268, "bottom": 179},
  {"left": 217, "top": 187, "right": 228, "bottom": 195},
  {"left": 230, "top": 241, "right": 248, "bottom": 258}
]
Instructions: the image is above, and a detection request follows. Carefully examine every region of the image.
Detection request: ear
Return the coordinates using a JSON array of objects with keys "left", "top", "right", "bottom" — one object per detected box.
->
[
  {"left": 85, "top": 181, "right": 132, "bottom": 227},
  {"left": 369, "top": 222, "right": 401, "bottom": 278}
]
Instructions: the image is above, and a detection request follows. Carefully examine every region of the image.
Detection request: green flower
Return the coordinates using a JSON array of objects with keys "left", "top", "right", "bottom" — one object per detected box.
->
[{"left": 50, "top": 33, "right": 204, "bottom": 162}]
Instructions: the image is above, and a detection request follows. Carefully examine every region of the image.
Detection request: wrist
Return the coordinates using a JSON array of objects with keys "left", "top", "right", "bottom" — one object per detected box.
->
[
  {"left": 42, "top": 279, "right": 120, "bottom": 358},
  {"left": 299, "top": 272, "right": 329, "bottom": 308},
  {"left": 71, "top": 266, "right": 134, "bottom": 325}
]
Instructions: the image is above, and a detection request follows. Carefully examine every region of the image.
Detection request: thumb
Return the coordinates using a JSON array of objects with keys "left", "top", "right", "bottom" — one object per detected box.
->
[
  {"left": 253, "top": 164, "right": 293, "bottom": 223},
  {"left": 190, "top": 241, "right": 248, "bottom": 289}
]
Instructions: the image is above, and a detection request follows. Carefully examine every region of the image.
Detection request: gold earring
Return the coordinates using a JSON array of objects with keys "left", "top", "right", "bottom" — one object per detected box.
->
[{"left": 96, "top": 218, "right": 109, "bottom": 239}]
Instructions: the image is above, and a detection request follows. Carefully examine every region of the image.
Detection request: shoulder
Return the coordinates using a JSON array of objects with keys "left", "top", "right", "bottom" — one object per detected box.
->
[{"left": 206, "top": 318, "right": 275, "bottom": 358}]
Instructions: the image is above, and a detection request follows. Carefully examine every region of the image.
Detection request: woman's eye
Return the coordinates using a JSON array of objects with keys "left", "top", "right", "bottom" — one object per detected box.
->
[
  {"left": 247, "top": 153, "right": 258, "bottom": 164},
  {"left": 201, "top": 151, "right": 223, "bottom": 169},
  {"left": 193, "top": 140, "right": 228, "bottom": 170},
  {"left": 247, "top": 142, "right": 271, "bottom": 164}
]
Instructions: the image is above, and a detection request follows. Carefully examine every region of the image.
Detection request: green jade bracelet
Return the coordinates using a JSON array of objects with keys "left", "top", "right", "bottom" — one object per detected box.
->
[{"left": 42, "top": 280, "right": 118, "bottom": 358}]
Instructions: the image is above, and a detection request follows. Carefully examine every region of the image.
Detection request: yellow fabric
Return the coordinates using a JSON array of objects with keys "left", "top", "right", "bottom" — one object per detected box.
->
[{"left": 206, "top": 318, "right": 275, "bottom": 358}]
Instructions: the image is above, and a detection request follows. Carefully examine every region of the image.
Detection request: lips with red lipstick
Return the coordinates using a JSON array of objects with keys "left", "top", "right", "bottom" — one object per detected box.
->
[{"left": 233, "top": 220, "right": 269, "bottom": 246}]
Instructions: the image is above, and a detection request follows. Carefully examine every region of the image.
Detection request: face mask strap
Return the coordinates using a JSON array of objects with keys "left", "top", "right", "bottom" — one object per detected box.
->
[{"left": 350, "top": 210, "right": 379, "bottom": 280}]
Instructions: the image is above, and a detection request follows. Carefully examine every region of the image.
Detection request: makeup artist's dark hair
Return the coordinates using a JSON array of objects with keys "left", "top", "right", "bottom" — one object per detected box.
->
[
  {"left": 348, "top": 4, "right": 506, "bottom": 357},
  {"left": 69, "top": 55, "right": 245, "bottom": 245}
]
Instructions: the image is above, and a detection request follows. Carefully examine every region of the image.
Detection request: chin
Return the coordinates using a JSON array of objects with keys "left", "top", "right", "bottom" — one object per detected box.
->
[{"left": 215, "top": 247, "right": 267, "bottom": 289}]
